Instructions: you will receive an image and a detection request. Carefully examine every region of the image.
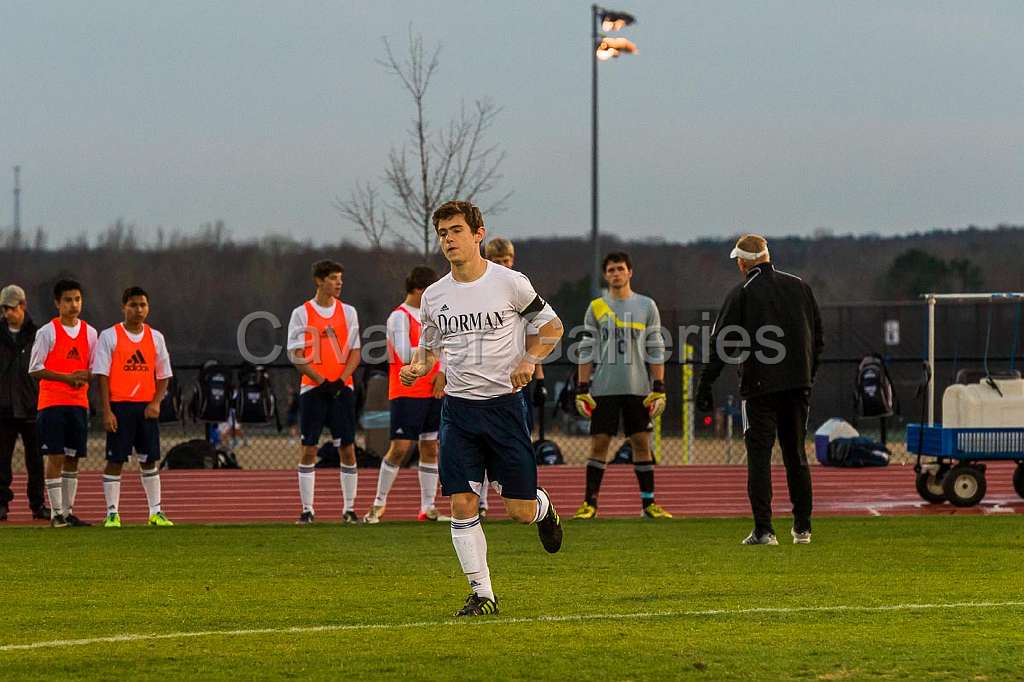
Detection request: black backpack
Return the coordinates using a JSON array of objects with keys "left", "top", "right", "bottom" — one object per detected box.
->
[
  {"left": 236, "top": 364, "right": 278, "bottom": 427},
  {"left": 162, "top": 439, "right": 218, "bottom": 469},
  {"left": 191, "top": 361, "right": 234, "bottom": 423},
  {"left": 855, "top": 353, "right": 896, "bottom": 418},
  {"left": 158, "top": 376, "right": 183, "bottom": 423},
  {"left": 556, "top": 372, "right": 579, "bottom": 416}
]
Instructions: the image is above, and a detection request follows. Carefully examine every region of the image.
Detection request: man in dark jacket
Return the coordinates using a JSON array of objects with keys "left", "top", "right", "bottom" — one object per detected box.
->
[
  {"left": 0, "top": 285, "right": 48, "bottom": 520},
  {"left": 696, "top": 235, "right": 823, "bottom": 546}
]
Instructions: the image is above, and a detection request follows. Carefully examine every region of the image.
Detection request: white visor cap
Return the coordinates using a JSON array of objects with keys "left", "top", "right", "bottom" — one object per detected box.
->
[{"left": 729, "top": 246, "right": 768, "bottom": 260}]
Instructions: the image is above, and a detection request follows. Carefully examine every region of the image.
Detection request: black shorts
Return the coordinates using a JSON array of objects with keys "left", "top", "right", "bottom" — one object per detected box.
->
[
  {"left": 590, "top": 395, "right": 652, "bottom": 437},
  {"left": 299, "top": 385, "right": 355, "bottom": 447},
  {"left": 439, "top": 393, "right": 537, "bottom": 501},
  {"left": 105, "top": 402, "right": 161, "bottom": 464},
  {"left": 36, "top": 405, "right": 89, "bottom": 457},
  {"left": 389, "top": 397, "right": 442, "bottom": 441}
]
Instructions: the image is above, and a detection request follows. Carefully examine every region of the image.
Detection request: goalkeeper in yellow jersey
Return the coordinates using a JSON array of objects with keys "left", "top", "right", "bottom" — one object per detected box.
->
[{"left": 573, "top": 252, "right": 670, "bottom": 520}]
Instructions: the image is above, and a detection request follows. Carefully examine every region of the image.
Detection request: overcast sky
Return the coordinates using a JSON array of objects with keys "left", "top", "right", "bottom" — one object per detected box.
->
[{"left": 2, "top": 1, "right": 1023, "bottom": 246}]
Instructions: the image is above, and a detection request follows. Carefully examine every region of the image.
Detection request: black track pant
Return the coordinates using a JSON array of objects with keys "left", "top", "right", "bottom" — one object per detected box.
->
[
  {"left": 0, "top": 417, "right": 45, "bottom": 511},
  {"left": 742, "top": 388, "right": 813, "bottom": 534}
]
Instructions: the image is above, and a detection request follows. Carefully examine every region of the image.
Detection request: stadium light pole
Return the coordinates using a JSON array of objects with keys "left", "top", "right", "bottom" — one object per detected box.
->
[{"left": 590, "top": 6, "right": 638, "bottom": 298}]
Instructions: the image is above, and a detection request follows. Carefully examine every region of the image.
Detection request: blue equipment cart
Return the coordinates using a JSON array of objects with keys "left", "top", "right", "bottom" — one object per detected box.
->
[{"left": 906, "top": 292, "right": 1024, "bottom": 507}]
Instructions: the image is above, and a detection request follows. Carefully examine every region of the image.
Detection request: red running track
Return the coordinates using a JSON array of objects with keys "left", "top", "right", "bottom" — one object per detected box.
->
[{"left": 2, "top": 463, "right": 1022, "bottom": 525}]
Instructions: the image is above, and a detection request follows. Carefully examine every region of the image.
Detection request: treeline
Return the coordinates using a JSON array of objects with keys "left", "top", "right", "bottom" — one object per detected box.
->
[{"left": 2, "top": 222, "right": 1022, "bottom": 363}]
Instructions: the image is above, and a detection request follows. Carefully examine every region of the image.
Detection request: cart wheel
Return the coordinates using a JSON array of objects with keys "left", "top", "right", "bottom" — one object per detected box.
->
[
  {"left": 915, "top": 470, "right": 947, "bottom": 504},
  {"left": 942, "top": 465, "right": 987, "bottom": 507},
  {"left": 1013, "top": 464, "right": 1024, "bottom": 500}
]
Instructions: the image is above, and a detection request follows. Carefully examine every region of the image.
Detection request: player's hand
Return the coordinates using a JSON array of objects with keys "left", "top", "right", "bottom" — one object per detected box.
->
[
  {"left": 532, "top": 379, "right": 548, "bottom": 407},
  {"left": 66, "top": 370, "right": 89, "bottom": 388},
  {"left": 103, "top": 409, "right": 118, "bottom": 433},
  {"left": 144, "top": 400, "right": 161, "bottom": 420},
  {"left": 510, "top": 361, "right": 535, "bottom": 389},
  {"left": 400, "top": 363, "right": 429, "bottom": 386},
  {"left": 643, "top": 380, "right": 667, "bottom": 418},
  {"left": 432, "top": 372, "right": 447, "bottom": 399},
  {"left": 696, "top": 382, "right": 714, "bottom": 413},
  {"left": 575, "top": 382, "right": 597, "bottom": 418}
]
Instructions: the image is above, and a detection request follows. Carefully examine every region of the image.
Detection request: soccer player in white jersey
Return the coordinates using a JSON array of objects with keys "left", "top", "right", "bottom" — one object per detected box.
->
[
  {"left": 400, "top": 200, "right": 564, "bottom": 617},
  {"left": 287, "top": 260, "right": 362, "bottom": 525},
  {"left": 363, "top": 265, "right": 448, "bottom": 524}
]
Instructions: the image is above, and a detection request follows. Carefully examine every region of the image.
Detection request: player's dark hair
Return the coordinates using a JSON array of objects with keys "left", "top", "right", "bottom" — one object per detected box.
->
[
  {"left": 122, "top": 286, "right": 149, "bottom": 305},
  {"left": 53, "top": 279, "right": 83, "bottom": 302},
  {"left": 432, "top": 200, "right": 484, "bottom": 233},
  {"left": 602, "top": 251, "right": 632, "bottom": 272},
  {"left": 312, "top": 260, "right": 344, "bottom": 281},
  {"left": 406, "top": 266, "right": 438, "bottom": 293}
]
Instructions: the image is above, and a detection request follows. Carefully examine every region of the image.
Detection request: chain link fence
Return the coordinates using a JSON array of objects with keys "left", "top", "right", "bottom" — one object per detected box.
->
[{"left": 7, "top": 357, "right": 962, "bottom": 471}]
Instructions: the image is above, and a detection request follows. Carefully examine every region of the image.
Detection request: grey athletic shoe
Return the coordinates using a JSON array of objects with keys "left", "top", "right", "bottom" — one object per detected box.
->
[
  {"left": 741, "top": 530, "right": 779, "bottom": 546},
  {"left": 791, "top": 528, "right": 812, "bottom": 545}
]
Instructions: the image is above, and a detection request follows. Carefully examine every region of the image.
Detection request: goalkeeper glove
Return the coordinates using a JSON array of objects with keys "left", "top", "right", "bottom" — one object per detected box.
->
[
  {"left": 575, "top": 382, "right": 597, "bottom": 418},
  {"left": 643, "top": 380, "right": 667, "bottom": 418}
]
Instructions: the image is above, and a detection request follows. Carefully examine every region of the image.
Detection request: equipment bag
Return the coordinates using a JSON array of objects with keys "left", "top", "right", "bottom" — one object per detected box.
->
[
  {"left": 855, "top": 353, "right": 896, "bottom": 418},
  {"left": 192, "top": 361, "right": 234, "bottom": 423},
  {"left": 236, "top": 363, "right": 277, "bottom": 426},
  {"left": 162, "top": 439, "right": 218, "bottom": 469},
  {"left": 827, "top": 436, "right": 890, "bottom": 467}
]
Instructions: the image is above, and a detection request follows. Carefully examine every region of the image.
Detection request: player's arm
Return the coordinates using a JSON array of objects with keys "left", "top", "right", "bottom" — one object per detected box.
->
[
  {"left": 91, "top": 330, "right": 116, "bottom": 430},
  {"left": 574, "top": 303, "right": 598, "bottom": 416},
  {"left": 286, "top": 308, "right": 326, "bottom": 386},
  {"left": 338, "top": 307, "right": 362, "bottom": 386},
  {"left": 400, "top": 346, "right": 440, "bottom": 386},
  {"left": 401, "top": 299, "right": 441, "bottom": 386},
  {"left": 145, "top": 378, "right": 169, "bottom": 420},
  {"left": 643, "top": 301, "right": 667, "bottom": 418},
  {"left": 147, "top": 332, "right": 172, "bottom": 419},
  {"left": 339, "top": 347, "right": 361, "bottom": 386},
  {"left": 513, "top": 317, "right": 564, "bottom": 388},
  {"left": 510, "top": 278, "right": 562, "bottom": 388}
]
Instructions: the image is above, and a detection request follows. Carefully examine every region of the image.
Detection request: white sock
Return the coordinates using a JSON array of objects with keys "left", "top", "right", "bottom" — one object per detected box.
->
[
  {"left": 298, "top": 464, "right": 315, "bottom": 513},
  {"left": 533, "top": 488, "right": 551, "bottom": 524},
  {"left": 141, "top": 469, "right": 162, "bottom": 515},
  {"left": 374, "top": 461, "right": 400, "bottom": 507},
  {"left": 341, "top": 464, "right": 358, "bottom": 513},
  {"left": 103, "top": 475, "right": 122, "bottom": 514},
  {"left": 450, "top": 515, "right": 493, "bottom": 602},
  {"left": 418, "top": 462, "right": 439, "bottom": 513},
  {"left": 45, "top": 478, "right": 63, "bottom": 517},
  {"left": 62, "top": 471, "right": 78, "bottom": 515},
  {"left": 479, "top": 473, "right": 490, "bottom": 509}
]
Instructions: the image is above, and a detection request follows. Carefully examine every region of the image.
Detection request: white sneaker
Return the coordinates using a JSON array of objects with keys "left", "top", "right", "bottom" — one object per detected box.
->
[
  {"left": 362, "top": 505, "right": 385, "bottom": 524},
  {"left": 741, "top": 531, "right": 779, "bottom": 545},
  {"left": 791, "top": 528, "right": 811, "bottom": 544}
]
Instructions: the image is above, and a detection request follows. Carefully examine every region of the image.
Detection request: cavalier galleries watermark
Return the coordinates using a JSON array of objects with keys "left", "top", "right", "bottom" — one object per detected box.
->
[{"left": 235, "top": 310, "right": 787, "bottom": 367}]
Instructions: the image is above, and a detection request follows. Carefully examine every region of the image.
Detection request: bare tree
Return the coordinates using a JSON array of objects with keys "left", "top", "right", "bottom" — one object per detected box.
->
[{"left": 336, "top": 29, "right": 512, "bottom": 260}]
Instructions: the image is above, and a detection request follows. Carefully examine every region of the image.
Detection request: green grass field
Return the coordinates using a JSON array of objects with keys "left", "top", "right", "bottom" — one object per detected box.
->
[{"left": 3, "top": 517, "right": 1023, "bottom": 680}]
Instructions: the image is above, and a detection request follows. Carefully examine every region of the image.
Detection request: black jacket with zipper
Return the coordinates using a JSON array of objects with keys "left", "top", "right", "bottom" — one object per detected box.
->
[
  {"left": 699, "top": 263, "right": 823, "bottom": 400},
  {"left": 0, "top": 315, "right": 40, "bottom": 420}
]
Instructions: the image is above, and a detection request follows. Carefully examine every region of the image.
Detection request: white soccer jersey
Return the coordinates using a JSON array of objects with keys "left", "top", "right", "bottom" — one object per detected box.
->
[{"left": 420, "top": 262, "right": 556, "bottom": 400}]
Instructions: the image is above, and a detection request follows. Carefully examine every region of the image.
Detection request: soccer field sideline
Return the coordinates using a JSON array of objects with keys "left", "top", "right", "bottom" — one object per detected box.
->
[
  {"left": 4, "top": 599, "right": 1024, "bottom": 653},
  {"left": 3, "top": 462, "right": 1022, "bottom": 524}
]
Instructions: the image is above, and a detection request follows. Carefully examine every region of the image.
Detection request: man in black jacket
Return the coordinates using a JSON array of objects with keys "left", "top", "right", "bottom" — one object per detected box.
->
[
  {"left": 696, "top": 235, "right": 823, "bottom": 545},
  {"left": 0, "top": 285, "right": 48, "bottom": 521}
]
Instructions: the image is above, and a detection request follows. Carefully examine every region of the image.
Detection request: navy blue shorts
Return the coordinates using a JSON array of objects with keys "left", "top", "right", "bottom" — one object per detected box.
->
[
  {"left": 522, "top": 387, "right": 535, "bottom": 435},
  {"left": 105, "top": 402, "right": 161, "bottom": 464},
  {"left": 439, "top": 393, "right": 537, "bottom": 501},
  {"left": 299, "top": 385, "right": 355, "bottom": 447},
  {"left": 37, "top": 405, "right": 89, "bottom": 458},
  {"left": 389, "top": 397, "right": 442, "bottom": 441}
]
